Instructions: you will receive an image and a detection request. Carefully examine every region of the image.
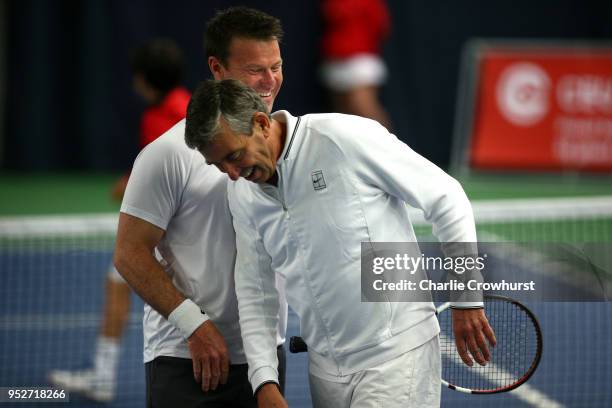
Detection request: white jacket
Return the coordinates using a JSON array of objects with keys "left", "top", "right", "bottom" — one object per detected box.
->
[{"left": 228, "top": 111, "right": 478, "bottom": 391}]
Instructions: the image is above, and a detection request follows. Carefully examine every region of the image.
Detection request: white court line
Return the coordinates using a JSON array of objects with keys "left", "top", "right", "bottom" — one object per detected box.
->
[
  {"left": 440, "top": 332, "right": 565, "bottom": 408},
  {"left": 407, "top": 195, "right": 612, "bottom": 226}
]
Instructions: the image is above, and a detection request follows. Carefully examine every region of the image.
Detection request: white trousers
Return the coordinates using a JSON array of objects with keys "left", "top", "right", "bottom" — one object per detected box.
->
[{"left": 309, "top": 336, "right": 441, "bottom": 408}]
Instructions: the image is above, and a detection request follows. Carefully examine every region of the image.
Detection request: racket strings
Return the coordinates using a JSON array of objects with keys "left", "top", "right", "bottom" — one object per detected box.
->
[{"left": 440, "top": 298, "right": 539, "bottom": 392}]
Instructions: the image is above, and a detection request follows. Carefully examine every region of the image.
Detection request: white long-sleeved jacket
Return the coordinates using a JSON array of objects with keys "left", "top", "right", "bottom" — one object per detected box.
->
[{"left": 228, "top": 111, "right": 478, "bottom": 392}]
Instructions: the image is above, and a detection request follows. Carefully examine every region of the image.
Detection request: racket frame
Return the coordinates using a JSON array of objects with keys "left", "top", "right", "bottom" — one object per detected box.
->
[
  {"left": 437, "top": 294, "right": 543, "bottom": 394},
  {"left": 289, "top": 294, "right": 543, "bottom": 395}
]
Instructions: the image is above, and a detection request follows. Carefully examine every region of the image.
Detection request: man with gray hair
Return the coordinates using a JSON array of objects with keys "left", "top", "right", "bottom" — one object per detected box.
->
[{"left": 185, "top": 79, "right": 496, "bottom": 407}]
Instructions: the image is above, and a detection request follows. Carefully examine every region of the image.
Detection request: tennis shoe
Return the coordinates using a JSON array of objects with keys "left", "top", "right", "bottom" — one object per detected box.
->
[{"left": 48, "top": 369, "right": 115, "bottom": 402}]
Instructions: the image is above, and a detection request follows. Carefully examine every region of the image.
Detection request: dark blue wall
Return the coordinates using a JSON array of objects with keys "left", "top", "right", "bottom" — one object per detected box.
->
[{"left": 3, "top": 0, "right": 611, "bottom": 171}]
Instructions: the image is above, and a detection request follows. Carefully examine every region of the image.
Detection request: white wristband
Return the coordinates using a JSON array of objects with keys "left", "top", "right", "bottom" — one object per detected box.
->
[
  {"left": 168, "top": 299, "right": 209, "bottom": 339},
  {"left": 450, "top": 301, "right": 484, "bottom": 309}
]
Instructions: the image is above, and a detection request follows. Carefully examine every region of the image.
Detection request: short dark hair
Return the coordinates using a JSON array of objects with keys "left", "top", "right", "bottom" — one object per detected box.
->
[
  {"left": 185, "top": 79, "right": 269, "bottom": 151},
  {"left": 130, "top": 38, "right": 185, "bottom": 95},
  {"left": 205, "top": 7, "right": 283, "bottom": 66}
]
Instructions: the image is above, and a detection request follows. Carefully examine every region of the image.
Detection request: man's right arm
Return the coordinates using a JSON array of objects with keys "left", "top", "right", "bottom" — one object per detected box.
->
[
  {"left": 113, "top": 212, "right": 180, "bottom": 315},
  {"left": 113, "top": 212, "right": 229, "bottom": 391},
  {"left": 229, "top": 188, "right": 281, "bottom": 395}
]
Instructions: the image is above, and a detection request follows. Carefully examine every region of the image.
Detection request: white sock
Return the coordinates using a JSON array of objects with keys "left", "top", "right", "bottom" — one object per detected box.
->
[{"left": 93, "top": 336, "right": 120, "bottom": 382}]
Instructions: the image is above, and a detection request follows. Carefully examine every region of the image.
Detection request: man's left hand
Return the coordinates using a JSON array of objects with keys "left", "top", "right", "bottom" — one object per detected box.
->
[{"left": 451, "top": 308, "right": 497, "bottom": 366}]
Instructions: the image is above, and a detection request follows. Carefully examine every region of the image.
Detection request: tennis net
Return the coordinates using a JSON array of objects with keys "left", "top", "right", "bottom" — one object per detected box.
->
[
  {"left": 1, "top": 195, "right": 611, "bottom": 407},
  {"left": 411, "top": 195, "right": 612, "bottom": 408},
  {"left": 0, "top": 213, "right": 145, "bottom": 407}
]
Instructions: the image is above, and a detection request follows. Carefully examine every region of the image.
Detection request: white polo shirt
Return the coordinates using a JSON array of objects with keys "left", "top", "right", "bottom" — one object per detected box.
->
[{"left": 121, "top": 119, "right": 287, "bottom": 364}]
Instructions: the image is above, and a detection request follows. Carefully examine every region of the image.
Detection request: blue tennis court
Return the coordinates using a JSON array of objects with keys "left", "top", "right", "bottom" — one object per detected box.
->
[{"left": 1, "top": 244, "right": 610, "bottom": 407}]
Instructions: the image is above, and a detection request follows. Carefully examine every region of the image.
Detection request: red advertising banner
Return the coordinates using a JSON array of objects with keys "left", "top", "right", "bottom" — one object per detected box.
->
[{"left": 469, "top": 46, "right": 612, "bottom": 172}]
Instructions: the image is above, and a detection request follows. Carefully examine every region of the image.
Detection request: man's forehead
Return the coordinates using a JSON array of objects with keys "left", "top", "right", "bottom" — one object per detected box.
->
[
  {"left": 201, "top": 121, "right": 241, "bottom": 163},
  {"left": 226, "top": 37, "right": 281, "bottom": 61},
  {"left": 202, "top": 138, "right": 233, "bottom": 164}
]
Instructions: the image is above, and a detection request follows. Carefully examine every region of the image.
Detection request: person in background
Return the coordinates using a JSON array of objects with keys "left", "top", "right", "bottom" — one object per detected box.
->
[
  {"left": 319, "top": 0, "right": 393, "bottom": 130},
  {"left": 48, "top": 38, "right": 190, "bottom": 402}
]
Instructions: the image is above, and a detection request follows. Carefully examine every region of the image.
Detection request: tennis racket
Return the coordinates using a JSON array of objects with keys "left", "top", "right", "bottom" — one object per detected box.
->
[{"left": 289, "top": 294, "right": 543, "bottom": 395}]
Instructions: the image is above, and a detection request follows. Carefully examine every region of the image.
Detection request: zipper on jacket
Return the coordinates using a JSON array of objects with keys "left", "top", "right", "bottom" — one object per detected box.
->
[
  {"left": 277, "top": 167, "right": 287, "bottom": 212},
  {"left": 262, "top": 169, "right": 287, "bottom": 211}
]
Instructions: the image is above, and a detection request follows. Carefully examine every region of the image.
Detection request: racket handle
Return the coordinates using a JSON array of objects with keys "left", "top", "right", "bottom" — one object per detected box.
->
[{"left": 289, "top": 336, "right": 308, "bottom": 353}]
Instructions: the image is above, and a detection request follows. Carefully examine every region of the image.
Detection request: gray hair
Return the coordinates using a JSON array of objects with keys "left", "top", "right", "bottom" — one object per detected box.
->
[{"left": 185, "top": 79, "right": 270, "bottom": 150}]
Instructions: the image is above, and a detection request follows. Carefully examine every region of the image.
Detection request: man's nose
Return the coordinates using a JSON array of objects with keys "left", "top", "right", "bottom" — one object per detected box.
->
[
  {"left": 222, "top": 163, "right": 240, "bottom": 181},
  {"left": 261, "top": 69, "right": 275, "bottom": 86}
]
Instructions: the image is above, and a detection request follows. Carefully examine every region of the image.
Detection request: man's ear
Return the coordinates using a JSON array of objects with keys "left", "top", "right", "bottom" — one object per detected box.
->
[
  {"left": 208, "top": 56, "right": 224, "bottom": 80},
  {"left": 253, "top": 112, "right": 271, "bottom": 135}
]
